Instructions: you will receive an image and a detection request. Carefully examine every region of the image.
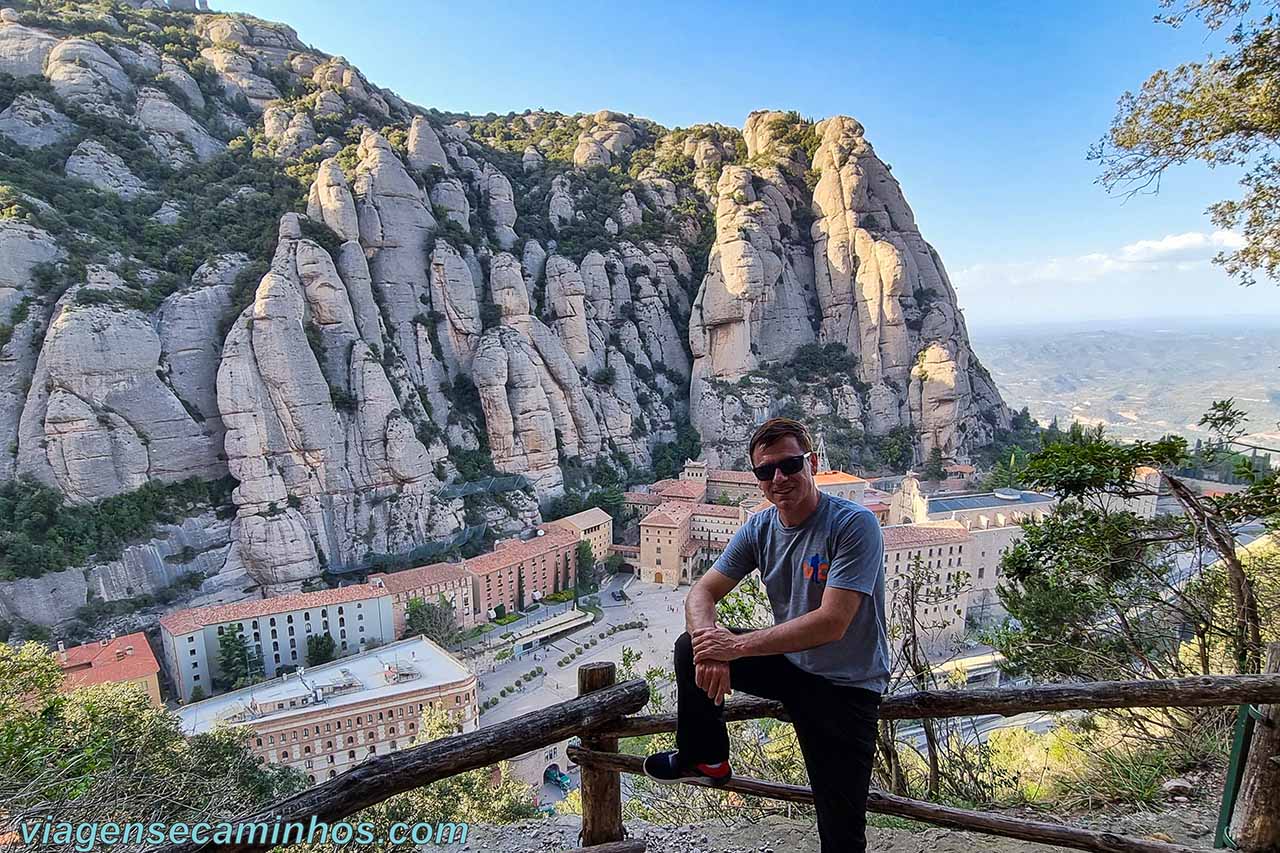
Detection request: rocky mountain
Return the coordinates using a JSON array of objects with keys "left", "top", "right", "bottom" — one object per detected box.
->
[{"left": 0, "top": 0, "right": 1007, "bottom": 633}]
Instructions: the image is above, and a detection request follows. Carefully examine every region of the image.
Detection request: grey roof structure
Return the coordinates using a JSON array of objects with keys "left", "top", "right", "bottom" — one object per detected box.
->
[{"left": 927, "top": 490, "right": 1055, "bottom": 514}]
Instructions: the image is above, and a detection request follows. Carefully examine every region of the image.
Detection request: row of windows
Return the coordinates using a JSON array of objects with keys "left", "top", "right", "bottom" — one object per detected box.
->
[
  {"left": 252, "top": 694, "right": 475, "bottom": 750},
  {"left": 208, "top": 603, "right": 367, "bottom": 638}
]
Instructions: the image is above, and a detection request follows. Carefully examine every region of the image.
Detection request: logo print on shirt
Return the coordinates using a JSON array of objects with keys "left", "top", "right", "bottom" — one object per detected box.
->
[{"left": 802, "top": 554, "right": 829, "bottom": 585}]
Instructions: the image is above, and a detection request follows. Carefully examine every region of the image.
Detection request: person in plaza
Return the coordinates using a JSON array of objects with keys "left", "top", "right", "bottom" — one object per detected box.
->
[{"left": 642, "top": 417, "right": 888, "bottom": 852}]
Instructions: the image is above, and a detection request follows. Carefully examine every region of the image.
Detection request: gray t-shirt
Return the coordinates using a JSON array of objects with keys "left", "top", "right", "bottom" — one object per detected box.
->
[{"left": 712, "top": 492, "right": 889, "bottom": 693}]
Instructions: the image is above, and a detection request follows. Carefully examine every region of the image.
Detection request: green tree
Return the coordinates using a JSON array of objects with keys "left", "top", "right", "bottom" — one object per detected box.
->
[
  {"left": 981, "top": 449, "right": 1027, "bottom": 490},
  {"left": 575, "top": 539, "right": 598, "bottom": 600},
  {"left": 216, "top": 623, "right": 251, "bottom": 690},
  {"left": 405, "top": 596, "right": 461, "bottom": 648},
  {"left": 651, "top": 417, "right": 701, "bottom": 479},
  {"left": 987, "top": 402, "right": 1279, "bottom": 679},
  {"left": 1091, "top": 0, "right": 1280, "bottom": 285},
  {"left": 921, "top": 445, "right": 947, "bottom": 481},
  {"left": 0, "top": 643, "right": 306, "bottom": 852},
  {"left": 306, "top": 633, "right": 336, "bottom": 666}
]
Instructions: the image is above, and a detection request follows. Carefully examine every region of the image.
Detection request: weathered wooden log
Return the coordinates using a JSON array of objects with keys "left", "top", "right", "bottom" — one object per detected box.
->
[
  {"left": 1232, "top": 643, "right": 1280, "bottom": 852},
  {"left": 565, "top": 842, "right": 646, "bottom": 852},
  {"left": 602, "top": 674, "right": 1280, "bottom": 737},
  {"left": 152, "top": 678, "right": 650, "bottom": 853},
  {"left": 578, "top": 662, "right": 625, "bottom": 847},
  {"left": 568, "top": 747, "right": 1208, "bottom": 853}
]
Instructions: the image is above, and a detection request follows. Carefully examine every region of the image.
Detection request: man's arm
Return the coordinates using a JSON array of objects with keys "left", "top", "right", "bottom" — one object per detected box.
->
[
  {"left": 691, "top": 586, "right": 863, "bottom": 662},
  {"left": 685, "top": 569, "right": 739, "bottom": 705},
  {"left": 685, "top": 567, "right": 738, "bottom": 634}
]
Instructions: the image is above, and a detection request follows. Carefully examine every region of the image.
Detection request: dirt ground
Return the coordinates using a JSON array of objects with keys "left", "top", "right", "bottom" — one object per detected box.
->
[{"left": 462, "top": 792, "right": 1219, "bottom": 852}]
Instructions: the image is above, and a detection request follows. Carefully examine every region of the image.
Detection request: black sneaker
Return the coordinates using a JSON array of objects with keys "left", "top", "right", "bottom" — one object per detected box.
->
[{"left": 642, "top": 750, "right": 732, "bottom": 787}]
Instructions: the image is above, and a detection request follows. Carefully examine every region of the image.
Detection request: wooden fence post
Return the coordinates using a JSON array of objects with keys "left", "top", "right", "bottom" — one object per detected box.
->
[
  {"left": 578, "top": 662, "right": 624, "bottom": 846},
  {"left": 1233, "top": 642, "right": 1280, "bottom": 852}
]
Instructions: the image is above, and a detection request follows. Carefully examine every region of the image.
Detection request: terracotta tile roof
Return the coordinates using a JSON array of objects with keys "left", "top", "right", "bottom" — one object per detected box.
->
[
  {"left": 640, "top": 501, "right": 694, "bottom": 528},
  {"left": 650, "top": 478, "right": 679, "bottom": 493},
  {"left": 815, "top": 470, "right": 867, "bottom": 485},
  {"left": 692, "top": 502, "right": 741, "bottom": 519},
  {"left": 882, "top": 521, "right": 971, "bottom": 550},
  {"left": 681, "top": 540, "right": 705, "bottom": 558},
  {"left": 544, "top": 507, "right": 613, "bottom": 531},
  {"left": 709, "top": 468, "right": 758, "bottom": 485},
  {"left": 657, "top": 479, "right": 706, "bottom": 500},
  {"left": 58, "top": 632, "right": 160, "bottom": 691},
  {"left": 623, "top": 491, "right": 663, "bottom": 506},
  {"left": 160, "top": 585, "right": 387, "bottom": 636},
  {"left": 945, "top": 463, "right": 976, "bottom": 475},
  {"left": 609, "top": 544, "right": 640, "bottom": 554},
  {"left": 463, "top": 526, "right": 579, "bottom": 576},
  {"left": 369, "top": 562, "right": 469, "bottom": 594}
]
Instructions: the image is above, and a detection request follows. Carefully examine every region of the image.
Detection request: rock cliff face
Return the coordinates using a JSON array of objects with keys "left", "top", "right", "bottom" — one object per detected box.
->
[
  {"left": 0, "top": 3, "right": 1005, "bottom": 625},
  {"left": 690, "top": 111, "right": 1007, "bottom": 467}
]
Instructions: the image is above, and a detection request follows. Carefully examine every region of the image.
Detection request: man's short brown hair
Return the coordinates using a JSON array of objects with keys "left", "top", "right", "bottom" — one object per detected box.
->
[{"left": 748, "top": 417, "right": 813, "bottom": 464}]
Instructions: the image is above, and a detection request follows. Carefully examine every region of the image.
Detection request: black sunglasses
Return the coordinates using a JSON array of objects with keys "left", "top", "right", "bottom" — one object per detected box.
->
[{"left": 752, "top": 454, "right": 808, "bottom": 481}]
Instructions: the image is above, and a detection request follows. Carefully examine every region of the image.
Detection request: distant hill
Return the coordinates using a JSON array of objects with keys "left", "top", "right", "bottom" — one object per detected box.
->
[{"left": 971, "top": 319, "right": 1280, "bottom": 447}]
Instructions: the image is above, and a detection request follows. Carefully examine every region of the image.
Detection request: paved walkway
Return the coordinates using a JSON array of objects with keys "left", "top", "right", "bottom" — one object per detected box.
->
[{"left": 476, "top": 580, "right": 689, "bottom": 726}]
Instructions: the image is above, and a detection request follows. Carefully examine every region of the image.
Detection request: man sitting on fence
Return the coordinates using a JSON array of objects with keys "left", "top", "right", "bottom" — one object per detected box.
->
[{"left": 643, "top": 417, "right": 888, "bottom": 852}]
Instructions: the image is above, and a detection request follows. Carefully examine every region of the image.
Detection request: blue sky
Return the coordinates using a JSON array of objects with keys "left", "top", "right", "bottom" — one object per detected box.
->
[{"left": 232, "top": 0, "right": 1280, "bottom": 327}]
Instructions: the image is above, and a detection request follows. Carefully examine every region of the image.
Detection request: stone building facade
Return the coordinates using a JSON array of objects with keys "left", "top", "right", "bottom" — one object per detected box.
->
[
  {"left": 160, "top": 585, "right": 396, "bottom": 703},
  {"left": 176, "top": 637, "right": 476, "bottom": 784}
]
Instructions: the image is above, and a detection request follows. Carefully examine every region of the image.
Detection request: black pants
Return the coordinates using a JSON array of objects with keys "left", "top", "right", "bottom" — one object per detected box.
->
[{"left": 673, "top": 631, "right": 880, "bottom": 852}]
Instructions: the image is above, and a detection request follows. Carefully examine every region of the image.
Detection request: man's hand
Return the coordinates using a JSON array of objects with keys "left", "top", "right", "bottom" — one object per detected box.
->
[
  {"left": 692, "top": 625, "right": 747, "bottom": 664},
  {"left": 695, "top": 660, "right": 731, "bottom": 706}
]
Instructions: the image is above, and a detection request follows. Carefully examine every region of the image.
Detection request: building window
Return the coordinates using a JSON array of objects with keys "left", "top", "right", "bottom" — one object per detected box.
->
[
  {"left": 187, "top": 635, "right": 195, "bottom": 643},
  {"left": 270, "top": 617, "right": 277, "bottom": 626},
  {"left": 348, "top": 750, "right": 356, "bottom": 760},
  {"left": 191, "top": 661, "right": 198, "bottom": 669},
  {"left": 281, "top": 751, "right": 289, "bottom": 760},
  {"left": 326, "top": 740, "right": 333, "bottom": 750},
  {"left": 287, "top": 614, "right": 294, "bottom": 624},
  {"left": 193, "top": 674, "right": 201, "bottom": 682}
]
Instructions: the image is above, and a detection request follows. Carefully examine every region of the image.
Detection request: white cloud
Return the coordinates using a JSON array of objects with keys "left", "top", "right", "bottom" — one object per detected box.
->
[
  {"left": 1117, "top": 229, "right": 1244, "bottom": 263},
  {"left": 948, "top": 229, "right": 1280, "bottom": 326},
  {"left": 955, "top": 230, "right": 1246, "bottom": 291}
]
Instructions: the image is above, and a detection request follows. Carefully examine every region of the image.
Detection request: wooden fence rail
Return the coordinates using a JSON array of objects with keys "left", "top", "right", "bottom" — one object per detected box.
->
[
  {"left": 602, "top": 673, "right": 1280, "bottom": 737},
  {"left": 145, "top": 665, "right": 1280, "bottom": 853},
  {"left": 568, "top": 746, "right": 1201, "bottom": 853}
]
